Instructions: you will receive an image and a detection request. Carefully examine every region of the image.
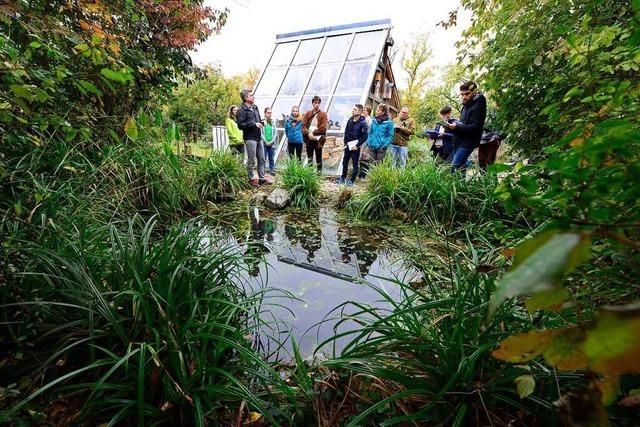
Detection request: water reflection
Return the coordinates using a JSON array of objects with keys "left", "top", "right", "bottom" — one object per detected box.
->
[{"left": 206, "top": 207, "right": 421, "bottom": 360}]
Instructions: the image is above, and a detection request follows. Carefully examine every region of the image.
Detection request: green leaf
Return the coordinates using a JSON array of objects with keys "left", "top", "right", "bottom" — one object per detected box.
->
[
  {"left": 77, "top": 80, "right": 103, "bottom": 96},
  {"left": 10, "top": 84, "right": 35, "bottom": 102},
  {"left": 100, "top": 68, "right": 130, "bottom": 84},
  {"left": 32, "top": 87, "right": 49, "bottom": 103},
  {"left": 124, "top": 118, "right": 138, "bottom": 140},
  {"left": 583, "top": 303, "right": 640, "bottom": 375},
  {"left": 490, "top": 232, "right": 590, "bottom": 316},
  {"left": 515, "top": 375, "right": 535, "bottom": 398},
  {"left": 525, "top": 287, "right": 570, "bottom": 313},
  {"left": 29, "top": 41, "right": 42, "bottom": 48}
]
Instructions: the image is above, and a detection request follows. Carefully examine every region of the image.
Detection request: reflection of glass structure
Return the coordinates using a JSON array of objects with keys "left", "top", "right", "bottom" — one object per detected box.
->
[{"left": 253, "top": 20, "right": 401, "bottom": 170}]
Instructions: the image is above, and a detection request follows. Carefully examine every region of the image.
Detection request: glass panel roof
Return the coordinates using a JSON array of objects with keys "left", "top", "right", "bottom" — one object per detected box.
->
[
  {"left": 271, "top": 96, "right": 299, "bottom": 122},
  {"left": 335, "top": 62, "right": 371, "bottom": 94},
  {"left": 256, "top": 27, "right": 387, "bottom": 131},
  {"left": 279, "top": 66, "right": 312, "bottom": 97},
  {"left": 327, "top": 95, "right": 361, "bottom": 130},
  {"left": 255, "top": 68, "right": 287, "bottom": 97},
  {"left": 253, "top": 96, "right": 274, "bottom": 110},
  {"left": 291, "top": 38, "right": 324, "bottom": 67},
  {"left": 306, "top": 64, "right": 340, "bottom": 95},
  {"left": 317, "top": 34, "right": 351, "bottom": 64},
  {"left": 347, "top": 31, "right": 384, "bottom": 61},
  {"left": 269, "top": 42, "right": 298, "bottom": 68}
]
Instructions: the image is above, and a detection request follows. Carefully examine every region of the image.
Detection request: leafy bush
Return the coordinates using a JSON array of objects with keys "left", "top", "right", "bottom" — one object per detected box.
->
[
  {"left": 192, "top": 150, "right": 247, "bottom": 202},
  {"left": 1, "top": 217, "right": 288, "bottom": 425},
  {"left": 281, "top": 158, "right": 320, "bottom": 209}
]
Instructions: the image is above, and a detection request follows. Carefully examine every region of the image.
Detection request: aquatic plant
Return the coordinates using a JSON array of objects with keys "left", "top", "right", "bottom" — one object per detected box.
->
[
  {"left": 191, "top": 150, "right": 247, "bottom": 202},
  {"left": 1, "top": 217, "right": 291, "bottom": 425},
  {"left": 316, "top": 234, "right": 569, "bottom": 426},
  {"left": 281, "top": 158, "right": 320, "bottom": 210},
  {"left": 349, "top": 161, "right": 503, "bottom": 225}
]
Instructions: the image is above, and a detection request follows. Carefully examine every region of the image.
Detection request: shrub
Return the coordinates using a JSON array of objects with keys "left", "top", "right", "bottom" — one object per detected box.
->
[
  {"left": 192, "top": 150, "right": 247, "bottom": 202},
  {"left": 349, "top": 161, "right": 504, "bottom": 225},
  {"left": 1, "top": 217, "right": 288, "bottom": 425},
  {"left": 317, "top": 235, "right": 566, "bottom": 426},
  {"left": 281, "top": 158, "right": 320, "bottom": 209}
]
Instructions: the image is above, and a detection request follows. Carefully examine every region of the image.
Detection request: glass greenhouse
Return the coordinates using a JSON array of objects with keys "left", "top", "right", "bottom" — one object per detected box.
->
[{"left": 252, "top": 19, "right": 401, "bottom": 173}]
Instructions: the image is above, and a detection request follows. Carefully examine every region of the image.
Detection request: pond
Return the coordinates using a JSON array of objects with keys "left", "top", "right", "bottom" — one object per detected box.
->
[{"left": 202, "top": 207, "right": 422, "bottom": 360}]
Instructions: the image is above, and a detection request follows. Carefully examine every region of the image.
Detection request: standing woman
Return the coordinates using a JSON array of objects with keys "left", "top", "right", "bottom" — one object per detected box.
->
[
  {"left": 262, "top": 107, "right": 277, "bottom": 175},
  {"left": 367, "top": 103, "right": 394, "bottom": 164},
  {"left": 285, "top": 105, "right": 303, "bottom": 161},
  {"left": 226, "top": 106, "right": 244, "bottom": 155}
]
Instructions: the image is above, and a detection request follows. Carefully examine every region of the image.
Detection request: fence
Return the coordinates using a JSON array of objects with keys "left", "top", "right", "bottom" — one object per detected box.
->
[{"left": 211, "top": 126, "right": 229, "bottom": 151}]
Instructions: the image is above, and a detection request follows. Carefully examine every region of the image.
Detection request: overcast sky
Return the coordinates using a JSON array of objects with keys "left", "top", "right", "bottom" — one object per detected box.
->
[{"left": 190, "top": 0, "right": 471, "bottom": 88}]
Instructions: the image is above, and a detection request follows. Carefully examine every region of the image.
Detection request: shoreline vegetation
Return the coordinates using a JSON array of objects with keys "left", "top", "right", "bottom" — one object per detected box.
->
[{"left": 2, "top": 1, "right": 639, "bottom": 425}]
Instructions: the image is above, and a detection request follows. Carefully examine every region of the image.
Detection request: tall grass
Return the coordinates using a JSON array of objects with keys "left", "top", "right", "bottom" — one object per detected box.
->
[
  {"left": 1, "top": 217, "right": 292, "bottom": 425},
  {"left": 281, "top": 158, "right": 320, "bottom": 210},
  {"left": 191, "top": 150, "right": 247, "bottom": 202},
  {"left": 348, "top": 160, "right": 503, "bottom": 225},
  {"left": 316, "top": 232, "right": 572, "bottom": 426}
]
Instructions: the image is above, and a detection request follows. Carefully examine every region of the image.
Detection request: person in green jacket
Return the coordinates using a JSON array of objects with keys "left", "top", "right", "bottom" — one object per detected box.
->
[{"left": 226, "top": 105, "right": 244, "bottom": 155}]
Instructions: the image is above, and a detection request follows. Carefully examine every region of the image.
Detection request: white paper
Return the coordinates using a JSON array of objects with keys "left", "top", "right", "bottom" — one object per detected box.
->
[{"left": 347, "top": 139, "right": 358, "bottom": 150}]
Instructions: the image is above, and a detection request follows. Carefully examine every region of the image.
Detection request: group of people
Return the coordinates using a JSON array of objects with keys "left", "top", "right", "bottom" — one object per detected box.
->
[
  {"left": 225, "top": 91, "right": 331, "bottom": 187},
  {"left": 224, "top": 81, "right": 502, "bottom": 187},
  {"left": 426, "top": 81, "right": 502, "bottom": 170}
]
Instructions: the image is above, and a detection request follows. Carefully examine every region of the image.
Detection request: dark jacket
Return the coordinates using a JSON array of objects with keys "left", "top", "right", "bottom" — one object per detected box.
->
[
  {"left": 452, "top": 93, "right": 487, "bottom": 149},
  {"left": 236, "top": 103, "right": 262, "bottom": 142},
  {"left": 343, "top": 115, "right": 368, "bottom": 148}
]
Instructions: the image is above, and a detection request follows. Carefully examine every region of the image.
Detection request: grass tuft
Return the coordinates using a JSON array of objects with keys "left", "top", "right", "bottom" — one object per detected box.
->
[{"left": 281, "top": 158, "right": 320, "bottom": 210}]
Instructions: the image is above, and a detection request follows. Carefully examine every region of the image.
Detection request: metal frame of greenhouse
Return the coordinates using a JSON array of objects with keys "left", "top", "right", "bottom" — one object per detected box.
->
[{"left": 210, "top": 19, "right": 400, "bottom": 173}]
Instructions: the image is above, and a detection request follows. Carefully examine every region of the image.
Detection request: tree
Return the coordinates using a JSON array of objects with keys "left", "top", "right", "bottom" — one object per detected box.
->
[
  {"left": 400, "top": 32, "right": 434, "bottom": 113},
  {"left": 168, "top": 66, "right": 241, "bottom": 148},
  {"left": 457, "top": 0, "right": 639, "bottom": 154},
  {"left": 239, "top": 67, "right": 261, "bottom": 91},
  {"left": 0, "top": 0, "right": 227, "bottom": 150},
  {"left": 414, "top": 62, "right": 467, "bottom": 127},
  {"left": 455, "top": 1, "right": 640, "bottom": 418}
]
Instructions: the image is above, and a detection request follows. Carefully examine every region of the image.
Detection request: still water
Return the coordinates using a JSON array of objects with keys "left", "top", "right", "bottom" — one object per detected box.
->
[{"left": 204, "top": 207, "right": 421, "bottom": 360}]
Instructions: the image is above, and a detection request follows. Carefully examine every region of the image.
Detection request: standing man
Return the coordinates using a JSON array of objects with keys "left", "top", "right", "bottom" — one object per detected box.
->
[
  {"left": 302, "top": 95, "right": 328, "bottom": 173},
  {"left": 391, "top": 106, "right": 416, "bottom": 168},
  {"left": 236, "top": 89, "right": 266, "bottom": 186},
  {"left": 445, "top": 81, "right": 487, "bottom": 170},
  {"left": 338, "top": 104, "right": 368, "bottom": 186}
]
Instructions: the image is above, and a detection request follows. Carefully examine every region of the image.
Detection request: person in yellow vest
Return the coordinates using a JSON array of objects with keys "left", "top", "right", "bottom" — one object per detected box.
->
[
  {"left": 391, "top": 106, "right": 416, "bottom": 168},
  {"left": 225, "top": 105, "right": 244, "bottom": 155}
]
